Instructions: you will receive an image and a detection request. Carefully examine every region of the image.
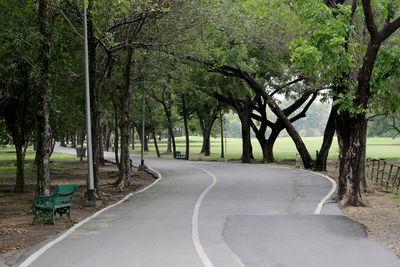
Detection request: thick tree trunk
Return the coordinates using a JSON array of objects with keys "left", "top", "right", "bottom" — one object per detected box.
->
[
  {"left": 261, "top": 131, "right": 279, "bottom": 163},
  {"left": 87, "top": 0, "right": 101, "bottom": 195},
  {"left": 36, "top": 0, "right": 52, "bottom": 196},
  {"left": 238, "top": 113, "right": 252, "bottom": 163},
  {"left": 199, "top": 103, "right": 218, "bottom": 156},
  {"left": 104, "top": 122, "right": 111, "bottom": 151},
  {"left": 15, "top": 144, "right": 25, "bottom": 193},
  {"left": 182, "top": 94, "right": 190, "bottom": 160},
  {"left": 336, "top": 112, "right": 367, "bottom": 206},
  {"left": 314, "top": 105, "right": 337, "bottom": 171},
  {"left": 201, "top": 127, "right": 212, "bottom": 156},
  {"left": 116, "top": 47, "right": 133, "bottom": 188}
]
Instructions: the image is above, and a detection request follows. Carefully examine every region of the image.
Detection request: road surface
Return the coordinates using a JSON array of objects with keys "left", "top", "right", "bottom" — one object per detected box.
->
[{"left": 13, "top": 148, "right": 400, "bottom": 267}]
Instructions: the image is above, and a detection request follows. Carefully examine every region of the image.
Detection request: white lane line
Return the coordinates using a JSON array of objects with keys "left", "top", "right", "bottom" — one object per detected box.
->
[
  {"left": 295, "top": 168, "right": 337, "bottom": 215},
  {"left": 192, "top": 167, "right": 217, "bottom": 267},
  {"left": 262, "top": 165, "right": 337, "bottom": 215},
  {"left": 193, "top": 167, "right": 246, "bottom": 267},
  {"left": 19, "top": 167, "right": 162, "bottom": 267}
]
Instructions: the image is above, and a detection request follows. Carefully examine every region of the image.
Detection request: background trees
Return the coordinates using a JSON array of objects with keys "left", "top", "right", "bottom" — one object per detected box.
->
[{"left": 1, "top": 0, "right": 399, "bottom": 206}]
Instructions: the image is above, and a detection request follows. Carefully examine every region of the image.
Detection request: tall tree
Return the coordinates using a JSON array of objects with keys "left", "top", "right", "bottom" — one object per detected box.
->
[
  {"left": 292, "top": 0, "right": 400, "bottom": 205},
  {"left": 36, "top": 0, "right": 53, "bottom": 196}
]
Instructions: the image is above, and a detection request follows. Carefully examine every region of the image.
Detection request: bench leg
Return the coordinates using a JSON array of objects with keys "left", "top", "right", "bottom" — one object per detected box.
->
[
  {"left": 32, "top": 210, "right": 38, "bottom": 224},
  {"left": 51, "top": 209, "right": 55, "bottom": 225}
]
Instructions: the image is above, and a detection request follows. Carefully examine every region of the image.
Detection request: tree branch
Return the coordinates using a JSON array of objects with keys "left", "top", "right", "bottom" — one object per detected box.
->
[
  {"left": 362, "top": 0, "right": 379, "bottom": 40},
  {"left": 59, "top": 9, "right": 83, "bottom": 40},
  {"left": 270, "top": 76, "right": 305, "bottom": 97},
  {"left": 379, "top": 16, "right": 400, "bottom": 43}
]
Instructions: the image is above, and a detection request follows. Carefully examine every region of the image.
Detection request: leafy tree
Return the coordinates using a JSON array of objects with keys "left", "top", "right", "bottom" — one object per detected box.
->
[{"left": 291, "top": 0, "right": 400, "bottom": 205}]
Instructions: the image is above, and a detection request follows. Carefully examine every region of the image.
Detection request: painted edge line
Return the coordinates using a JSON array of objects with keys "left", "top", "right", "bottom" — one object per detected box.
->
[
  {"left": 19, "top": 167, "right": 163, "bottom": 267},
  {"left": 297, "top": 168, "right": 337, "bottom": 215},
  {"left": 192, "top": 167, "right": 217, "bottom": 267}
]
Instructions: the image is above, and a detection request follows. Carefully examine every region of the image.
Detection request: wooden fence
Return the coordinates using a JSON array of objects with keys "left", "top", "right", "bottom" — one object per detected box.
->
[{"left": 367, "top": 159, "right": 400, "bottom": 190}]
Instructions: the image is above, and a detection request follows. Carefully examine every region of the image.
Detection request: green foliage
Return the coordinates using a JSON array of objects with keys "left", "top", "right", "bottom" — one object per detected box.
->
[{"left": 290, "top": 0, "right": 354, "bottom": 83}]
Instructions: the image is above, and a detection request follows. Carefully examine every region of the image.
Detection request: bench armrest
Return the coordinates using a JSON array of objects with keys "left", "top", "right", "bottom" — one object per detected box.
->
[{"left": 34, "top": 195, "right": 54, "bottom": 207}]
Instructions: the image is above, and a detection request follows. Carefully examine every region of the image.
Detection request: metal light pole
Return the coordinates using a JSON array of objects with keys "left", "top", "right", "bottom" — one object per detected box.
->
[
  {"left": 84, "top": 1, "right": 95, "bottom": 202},
  {"left": 223, "top": 117, "right": 227, "bottom": 163}
]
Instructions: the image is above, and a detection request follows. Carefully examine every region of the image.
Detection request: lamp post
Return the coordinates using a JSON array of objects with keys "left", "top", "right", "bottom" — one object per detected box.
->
[{"left": 84, "top": 1, "right": 95, "bottom": 202}]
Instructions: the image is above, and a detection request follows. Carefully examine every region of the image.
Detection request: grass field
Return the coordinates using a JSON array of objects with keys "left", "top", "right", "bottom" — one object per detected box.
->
[
  {"left": 1, "top": 136, "right": 399, "bottom": 181},
  {"left": 133, "top": 136, "right": 400, "bottom": 161},
  {"left": 0, "top": 148, "right": 78, "bottom": 182}
]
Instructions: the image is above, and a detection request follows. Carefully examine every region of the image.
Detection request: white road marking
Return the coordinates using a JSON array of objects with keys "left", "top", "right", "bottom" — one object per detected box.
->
[
  {"left": 263, "top": 165, "right": 337, "bottom": 215},
  {"left": 193, "top": 167, "right": 246, "bottom": 267},
  {"left": 192, "top": 167, "right": 216, "bottom": 267},
  {"left": 309, "top": 172, "right": 337, "bottom": 215},
  {"left": 18, "top": 167, "right": 162, "bottom": 267}
]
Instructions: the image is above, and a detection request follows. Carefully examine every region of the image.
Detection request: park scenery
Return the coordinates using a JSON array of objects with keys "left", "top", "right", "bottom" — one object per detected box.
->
[{"left": 1, "top": 0, "right": 400, "bottom": 266}]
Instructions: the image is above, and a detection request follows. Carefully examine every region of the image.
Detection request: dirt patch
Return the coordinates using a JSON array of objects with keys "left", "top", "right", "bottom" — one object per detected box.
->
[
  {"left": 321, "top": 160, "right": 400, "bottom": 257},
  {"left": 343, "top": 186, "right": 400, "bottom": 256},
  {"left": 0, "top": 161, "right": 155, "bottom": 254}
]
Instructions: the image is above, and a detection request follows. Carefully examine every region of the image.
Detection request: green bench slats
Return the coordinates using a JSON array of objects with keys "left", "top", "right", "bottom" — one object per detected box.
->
[
  {"left": 33, "top": 184, "right": 77, "bottom": 225},
  {"left": 174, "top": 151, "right": 186, "bottom": 160}
]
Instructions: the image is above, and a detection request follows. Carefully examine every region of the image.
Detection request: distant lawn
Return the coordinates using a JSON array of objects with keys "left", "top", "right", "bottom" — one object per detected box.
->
[
  {"left": 1, "top": 136, "right": 398, "bottom": 181},
  {"left": 133, "top": 136, "right": 400, "bottom": 161},
  {"left": 0, "top": 147, "right": 79, "bottom": 182}
]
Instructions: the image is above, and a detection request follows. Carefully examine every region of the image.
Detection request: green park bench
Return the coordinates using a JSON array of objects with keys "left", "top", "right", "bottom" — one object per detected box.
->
[
  {"left": 174, "top": 151, "right": 186, "bottom": 160},
  {"left": 33, "top": 184, "right": 78, "bottom": 225}
]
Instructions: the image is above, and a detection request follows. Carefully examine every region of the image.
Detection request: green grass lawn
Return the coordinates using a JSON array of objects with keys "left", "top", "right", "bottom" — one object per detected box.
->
[
  {"left": 1, "top": 136, "right": 398, "bottom": 181},
  {"left": 133, "top": 136, "right": 400, "bottom": 161},
  {"left": 0, "top": 147, "right": 78, "bottom": 182}
]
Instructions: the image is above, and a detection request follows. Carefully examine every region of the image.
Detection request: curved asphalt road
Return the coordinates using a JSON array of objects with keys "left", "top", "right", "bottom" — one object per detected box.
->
[{"left": 12, "top": 150, "right": 400, "bottom": 267}]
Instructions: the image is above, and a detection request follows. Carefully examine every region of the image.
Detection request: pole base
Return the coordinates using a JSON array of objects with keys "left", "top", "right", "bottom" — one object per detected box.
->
[{"left": 88, "top": 189, "right": 95, "bottom": 202}]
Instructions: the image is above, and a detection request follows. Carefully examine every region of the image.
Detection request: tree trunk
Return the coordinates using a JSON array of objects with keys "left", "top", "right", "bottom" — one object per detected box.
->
[
  {"left": 87, "top": 0, "right": 101, "bottom": 195},
  {"left": 162, "top": 102, "right": 176, "bottom": 157},
  {"left": 79, "top": 133, "right": 85, "bottom": 162},
  {"left": 15, "top": 144, "right": 25, "bottom": 193},
  {"left": 131, "top": 126, "right": 135, "bottom": 151},
  {"left": 201, "top": 126, "right": 212, "bottom": 156},
  {"left": 153, "top": 130, "right": 161, "bottom": 158},
  {"left": 60, "top": 136, "right": 66, "bottom": 147},
  {"left": 144, "top": 134, "right": 149, "bottom": 152},
  {"left": 36, "top": 0, "right": 52, "bottom": 196},
  {"left": 116, "top": 47, "right": 133, "bottom": 188},
  {"left": 199, "top": 103, "right": 218, "bottom": 156},
  {"left": 220, "top": 109, "right": 224, "bottom": 158},
  {"left": 167, "top": 131, "right": 172, "bottom": 153},
  {"left": 182, "top": 94, "right": 190, "bottom": 160},
  {"left": 113, "top": 115, "right": 119, "bottom": 168},
  {"left": 238, "top": 112, "right": 252, "bottom": 163},
  {"left": 71, "top": 133, "right": 76, "bottom": 148},
  {"left": 104, "top": 122, "right": 111, "bottom": 151},
  {"left": 314, "top": 104, "right": 337, "bottom": 171},
  {"left": 99, "top": 125, "right": 105, "bottom": 165},
  {"left": 336, "top": 112, "right": 367, "bottom": 206}
]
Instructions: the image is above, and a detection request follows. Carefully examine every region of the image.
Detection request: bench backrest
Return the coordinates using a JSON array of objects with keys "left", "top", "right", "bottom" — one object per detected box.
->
[
  {"left": 174, "top": 151, "right": 181, "bottom": 156},
  {"left": 53, "top": 184, "right": 77, "bottom": 205}
]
